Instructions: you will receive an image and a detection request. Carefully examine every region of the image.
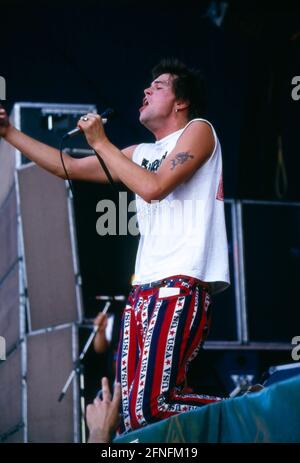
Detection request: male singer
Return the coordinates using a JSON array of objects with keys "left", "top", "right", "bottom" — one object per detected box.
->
[{"left": 0, "top": 58, "right": 229, "bottom": 433}]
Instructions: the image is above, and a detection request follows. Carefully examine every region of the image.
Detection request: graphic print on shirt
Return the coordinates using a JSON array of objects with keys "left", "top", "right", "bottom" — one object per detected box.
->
[{"left": 141, "top": 151, "right": 168, "bottom": 171}]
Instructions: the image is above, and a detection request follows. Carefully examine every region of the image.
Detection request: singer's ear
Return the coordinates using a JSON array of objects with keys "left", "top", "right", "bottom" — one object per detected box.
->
[{"left": 175, "top": 99, "right": 189, "bottom": 112}]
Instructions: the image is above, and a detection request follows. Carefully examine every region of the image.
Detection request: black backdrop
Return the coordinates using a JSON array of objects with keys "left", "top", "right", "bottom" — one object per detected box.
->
[{"left": 2, "top": 1, "right": 300, "bottom": 198}]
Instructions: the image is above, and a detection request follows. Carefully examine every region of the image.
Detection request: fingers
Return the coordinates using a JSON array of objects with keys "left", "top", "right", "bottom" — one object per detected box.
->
[
  {"left": 79, "top": 113, "right": 101, "bottom": 122},
  {"left": 0, "top": 106, "right": 9, "bottom": 129},
  {"left": 0, "top": 107, "right": 7, "bottom": 118},
  {"left": 94, "top": 312, "right": 108, "bottom": 328},
  {"left": 86, "top": 403, "right": 93, "bottom": 414},
  {"left": 112, "top": 382, "right": 121, "bottom": 405},
  {"left": 87, "top": 112, "right": 100, "bottom": 120},
  {"left": 101, "top": 377, "right": 112, "bottom": 402},
  {"left": 77, "top": 113, "right": 103, "bottom": 126},
  {"left": 94, "top": 312, "right": 107, "bottom": 322},
  {"left": 93, "top": 397, "right": 101, "bottom": 406},
  {"left": 90, "top": 378, "right": 121, "bottom": 421}
]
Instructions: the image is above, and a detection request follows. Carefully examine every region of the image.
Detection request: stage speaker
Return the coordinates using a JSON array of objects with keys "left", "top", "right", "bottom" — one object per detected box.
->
[
  {"left": 0, "top": 185, "right": 18, "bottom": 281},
  {"left": 0, "top": 346, "right": 24, "bottom": 443},
  {"left": 0, "top": 187, "right": 19, "bottom": 352},
  {"left": 26, "top": 324, "right": 80, "bottom": 443},
  {"left": 0, "top": 266, "right": 19, "bottom": 354},
  {"left": 17, "top": 163, "right": 81, "bottom": 330},
  {"left": 242, "top": 201, "right": 300, "bottom": 343}
]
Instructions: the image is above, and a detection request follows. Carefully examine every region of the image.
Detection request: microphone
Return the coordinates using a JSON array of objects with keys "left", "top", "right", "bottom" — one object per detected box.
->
[{"left": 62, "top": 108, "right": 115, "bottom": 139}]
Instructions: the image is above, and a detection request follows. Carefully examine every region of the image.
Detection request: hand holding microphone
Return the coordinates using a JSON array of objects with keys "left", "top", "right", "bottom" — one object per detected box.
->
[
  {"left": 60, "top": 107, "right": 116, "bottom": 193},
  {"left": 63, "top": 108, "right": 114, "bottom": 140},
  {"left": 94, "top": 312, "right": 108, "bottom": 334}
]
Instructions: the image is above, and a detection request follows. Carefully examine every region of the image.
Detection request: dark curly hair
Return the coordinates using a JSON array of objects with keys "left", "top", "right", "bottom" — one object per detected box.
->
[{"left": 152, "top": 58, "right": 207, "bottom": 120}]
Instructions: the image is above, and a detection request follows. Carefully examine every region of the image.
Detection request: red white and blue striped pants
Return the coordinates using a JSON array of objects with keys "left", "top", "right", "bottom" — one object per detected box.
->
[{"left": 116, "top": 275, "right": 222, "bottom": 433}]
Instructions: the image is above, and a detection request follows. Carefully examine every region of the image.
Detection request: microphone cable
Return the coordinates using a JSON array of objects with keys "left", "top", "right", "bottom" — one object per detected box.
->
[{"left": 59, "top": 114, "right": 118, "bottom": 198}]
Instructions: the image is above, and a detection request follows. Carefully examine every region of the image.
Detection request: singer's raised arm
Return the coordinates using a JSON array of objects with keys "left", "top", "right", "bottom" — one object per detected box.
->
[{"left": 0, "top": 105, "right": 135, "bottom": 182}]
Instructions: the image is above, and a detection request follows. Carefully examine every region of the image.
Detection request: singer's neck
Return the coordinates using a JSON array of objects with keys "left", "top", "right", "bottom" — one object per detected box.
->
[{"left": 146, "top": 116, "right": 189, "bottom": 141}]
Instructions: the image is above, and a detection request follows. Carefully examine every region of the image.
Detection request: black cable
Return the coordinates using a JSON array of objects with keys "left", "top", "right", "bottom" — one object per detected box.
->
[
  {"left": 93, "top": 149, "right": 118, "bottom": 195},
  {"left": 59, "top": 138, "right": 74, "bottom": 196},
  {"left": 59, "top": 138, "right": 118, "bottom": 198}
]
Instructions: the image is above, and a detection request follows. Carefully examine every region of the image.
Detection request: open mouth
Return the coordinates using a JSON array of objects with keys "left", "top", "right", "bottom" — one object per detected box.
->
[{"left": 139, "top": 98, "right": 149, "bottom": 112}]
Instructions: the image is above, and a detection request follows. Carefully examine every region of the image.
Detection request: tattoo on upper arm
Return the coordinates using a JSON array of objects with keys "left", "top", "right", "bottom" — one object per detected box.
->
[{"left": 170, "top": 152, "right": 194, "bottom": 170}]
